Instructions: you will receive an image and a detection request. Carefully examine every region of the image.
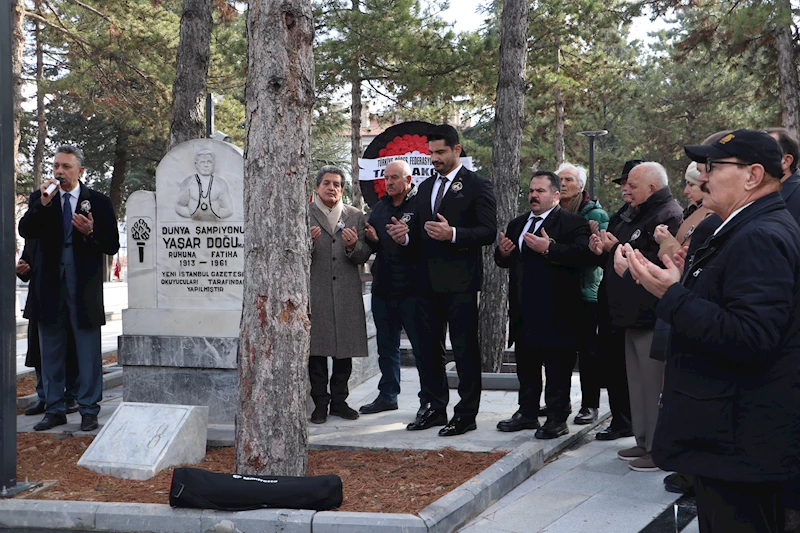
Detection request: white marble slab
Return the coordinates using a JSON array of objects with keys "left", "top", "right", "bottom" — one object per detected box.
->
[{"left": 78, "top": 402, "right": 208, "bottom": 480}]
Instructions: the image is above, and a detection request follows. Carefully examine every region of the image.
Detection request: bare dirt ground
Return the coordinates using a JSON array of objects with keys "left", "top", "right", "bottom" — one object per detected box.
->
[{"left": 15, "top": 433, "right": 506, "bottom": 514}]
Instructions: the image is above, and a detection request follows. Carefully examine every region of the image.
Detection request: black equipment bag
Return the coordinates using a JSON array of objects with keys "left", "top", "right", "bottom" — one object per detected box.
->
[{"left": 169, "top": 467, "right": 343, "bottom": 511}]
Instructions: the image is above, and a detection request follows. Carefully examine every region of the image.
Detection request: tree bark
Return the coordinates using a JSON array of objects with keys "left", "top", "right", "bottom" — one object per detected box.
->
[
  {"left": 109, "top": 129, "right": 129, "bottom": 219},
  {"left": 775, "top": 20, "right": 800, "bottom": 138},
  {"left": 168, "top": 0, "right": 213, "bottom": 151},
  {"left": 237, "top": 0, "right": 314, "bottom": 477},
  {"left": 11, "top": 0, "right": 24, "bottom": 194},
  {"left": 349, "top": 0, "right": 364, "bottom": 209},
  {"left": 553, "top": 34, "right": 565, "bottom": 168},
  {"left": 33, "top": 1, "right": 46, "bottom": 190},
  {"left": 479, "top": 0, "right": 529, "bottom": 372}
]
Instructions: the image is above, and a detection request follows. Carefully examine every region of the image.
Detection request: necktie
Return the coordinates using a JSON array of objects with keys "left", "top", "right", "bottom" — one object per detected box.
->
[
  {"left": 433, "top": 176, "right": 448, "bottom": 214},
  {"left": 521, "top": 216, "right": 542, "bottom": 253},
  {"left": 63, "top": 194, "right": 73, "bottom": 242}
]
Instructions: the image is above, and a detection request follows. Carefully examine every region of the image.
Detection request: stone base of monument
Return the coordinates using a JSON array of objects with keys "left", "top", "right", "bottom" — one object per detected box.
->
[
  {"left": 119, "top": 296, "right": 379, "bottom": 423},
  {"left": 77, "top": 402, "right": 208, "bottom": 480}
]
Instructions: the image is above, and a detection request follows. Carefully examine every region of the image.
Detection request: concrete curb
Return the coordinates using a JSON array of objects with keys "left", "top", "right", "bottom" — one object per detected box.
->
[{"left": 0, "top": 414, "right": 610, "bottom": 533}]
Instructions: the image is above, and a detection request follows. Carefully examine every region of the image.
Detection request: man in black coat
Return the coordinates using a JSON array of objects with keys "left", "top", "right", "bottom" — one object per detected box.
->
[
  {"left": 388, "top": 124, "right": 497, "bottom": 437},
  {"left": 768, "top": 127, "right": 800, "bottom": 221},
  {"left": 16, "top": 239, "right": 79, "bottom": 416},
  {"left": 589, "top": 162, "right": 682, "bottom": 472},
  {"left": 494, "top": 171, "right": 593, "bottom": 438},
  {"left": 626, "top": 129, "right": 800, "bottom": 532},
  {"left": 358, "top": 160, "right": 426, "bottom": 415},
  {"left": 18, "top": 144, "right": 119, "bottom": 432}
]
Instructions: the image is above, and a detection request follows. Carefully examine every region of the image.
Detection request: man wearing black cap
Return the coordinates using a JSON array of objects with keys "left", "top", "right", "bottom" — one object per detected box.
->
[
  {"left": 625, "top": 129, "right": 800, "bottom": 531},
  {"left": 593, "top": 159, "right": 640, "bottom": 441}
]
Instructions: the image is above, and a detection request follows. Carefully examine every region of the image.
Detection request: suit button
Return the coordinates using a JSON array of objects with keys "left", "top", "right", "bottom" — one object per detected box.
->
[
  {"left": 332, "top": 257, "right": 336, "bottom": 261},
  {"left": 332, "top": 239, "right": 336, "bottom": 243},
  {"left": 332, "top": 276, "right": 336, "bottom": 280}
]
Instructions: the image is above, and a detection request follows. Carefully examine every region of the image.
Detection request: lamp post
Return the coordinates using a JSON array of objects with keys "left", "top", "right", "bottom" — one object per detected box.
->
[{"left": 577, "top": 130, "right": 608, "bottom": 200}]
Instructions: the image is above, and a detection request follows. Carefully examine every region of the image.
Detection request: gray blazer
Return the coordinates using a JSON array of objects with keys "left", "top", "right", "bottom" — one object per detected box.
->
[{"left": 309, "top": 203, "right": 371, "bottom": 358}]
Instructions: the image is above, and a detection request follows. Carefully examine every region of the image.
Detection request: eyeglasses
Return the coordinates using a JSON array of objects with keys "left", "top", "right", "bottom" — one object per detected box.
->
[{"left": 705, "top": 160, "right": 753, "bottom": 173}]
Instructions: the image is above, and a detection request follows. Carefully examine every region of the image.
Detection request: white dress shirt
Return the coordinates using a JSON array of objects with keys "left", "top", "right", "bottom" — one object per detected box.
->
[{"left": 518, "top": 205, "right": 556, "bottom": 250}]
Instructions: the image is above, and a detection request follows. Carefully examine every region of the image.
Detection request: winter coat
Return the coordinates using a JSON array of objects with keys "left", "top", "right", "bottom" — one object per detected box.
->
[
  {"left": 603, "top": 187, "right": 683, "bottom": 330},
  {"left": 652, "top": 193, "right": 800, "bottom": 482},
  {"left": 578, "top": 194, "right": 609, "bottom": 303},
  {"left": 309, "top": 203, "right": 371, "bottom": 358},
  {"left": 657, "top": 204, "right": 714, "bottom": 261}
]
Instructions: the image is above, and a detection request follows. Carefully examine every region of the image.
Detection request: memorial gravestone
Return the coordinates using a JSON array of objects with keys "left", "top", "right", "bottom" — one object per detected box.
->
[{"left": 119, "top": 139, "right": 378, "bottom": 422}]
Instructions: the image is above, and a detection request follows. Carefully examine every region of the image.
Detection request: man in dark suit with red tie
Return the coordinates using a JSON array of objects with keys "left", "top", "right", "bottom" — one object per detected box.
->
[
  {"left": 388, "top": 124, "right": 497, "bottom": 437},
  {"left": 495, "top": 170, "right": 593, "bottom": 438}
]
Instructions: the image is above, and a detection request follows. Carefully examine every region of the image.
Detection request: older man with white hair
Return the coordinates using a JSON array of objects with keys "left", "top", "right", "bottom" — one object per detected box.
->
[{"left": 589, "top": 161, "right": 682, "bottom": 472}]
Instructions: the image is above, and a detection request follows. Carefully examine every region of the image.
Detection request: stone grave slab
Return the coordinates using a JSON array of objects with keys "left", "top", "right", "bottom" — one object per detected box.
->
[{"left": 78, "top": 402, "right": 208, "bottom": 480}]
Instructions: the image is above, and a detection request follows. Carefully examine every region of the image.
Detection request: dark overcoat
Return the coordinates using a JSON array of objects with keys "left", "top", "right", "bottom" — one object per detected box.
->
[
  {"left": 309, "top": 203, "right": 371, "bottom": 359},
  {"left": 18, "top": 183, "right": 119, "bottom": 328},
  {"left": 652, "top": 193, "right": 800, "bottom": 482},
  {"left": 495, "top": 206, "right": 593, "bottom": 349}
]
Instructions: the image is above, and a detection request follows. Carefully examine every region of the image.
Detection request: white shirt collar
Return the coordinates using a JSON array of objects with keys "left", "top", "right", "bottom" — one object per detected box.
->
[
  {"left": 59, "top": 183, "right": 80, "bottom": 202},
  {"left": 713, "top": 201, "right": 754, "bottom": 236},
  {"left": 529, "top": 205, "right": 556, "bottom": 222},
  {"left": 441, "top": 164, "right": 462, "bottom": 183}
]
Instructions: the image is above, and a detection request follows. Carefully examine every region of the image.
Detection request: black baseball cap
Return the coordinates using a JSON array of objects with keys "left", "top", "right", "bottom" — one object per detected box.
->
[
  {"left": 684, "top": 129, "right": 784, "bottom": 179},
  {"left": 612, "top": 159, "right": 643, "bottom": 184}
]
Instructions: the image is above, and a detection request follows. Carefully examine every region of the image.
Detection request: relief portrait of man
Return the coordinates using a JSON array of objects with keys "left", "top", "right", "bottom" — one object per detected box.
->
[{"left": 175, "top": 148, "right": 234, "bottom": 221}]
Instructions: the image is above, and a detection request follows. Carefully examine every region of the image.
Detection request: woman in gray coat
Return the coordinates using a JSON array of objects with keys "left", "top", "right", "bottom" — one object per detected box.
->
[{"left": 308, "top": 166, "right": 371, "bottom": 424}]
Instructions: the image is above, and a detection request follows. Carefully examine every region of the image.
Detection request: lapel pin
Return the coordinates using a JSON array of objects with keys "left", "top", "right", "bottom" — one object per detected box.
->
[
  {"left": 451, "top": 181, "right": 463, "bottom": 193},
  {"left": 81, "top": 200, "right": 91, "bottom": 213}
]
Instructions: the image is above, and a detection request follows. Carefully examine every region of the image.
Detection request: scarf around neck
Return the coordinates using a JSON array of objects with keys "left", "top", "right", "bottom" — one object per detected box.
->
[{"left": 314, "top": 193, "right": 344, "bottom": 234}]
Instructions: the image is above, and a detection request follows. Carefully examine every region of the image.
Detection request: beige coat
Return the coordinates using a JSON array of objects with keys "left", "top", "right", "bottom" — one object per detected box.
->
[
  {"left": 659, "top": 205, "right": 714, "bottom": 260},
  {"left": 309, "top": 203, "right": 371, "bottom": 358}
]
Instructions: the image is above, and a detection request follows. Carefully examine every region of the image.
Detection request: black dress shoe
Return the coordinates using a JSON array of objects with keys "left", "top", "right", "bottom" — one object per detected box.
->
[
  {"left": 80, "top": 414, "right": 99, "bottom": 432},
  {"left": 535, "top": 420, "right": 569, "bottom": 439},
  {"left": 65, "top": 399, "right": 79, "bottom": 414},
  {"left": 497, "top": 411, "right": 540, "bottom": 432},
  {"left": 329, "top": 402, "right": 359, "bottom": 420},
  {"left": 595, "top": 426, "right": 634, "bottom": 441},
  {"left": 407, "top": 407, "right": 447, "bottom": 431},
  {"left": 664, "top": 473, "right": 695, "bottom": 495},
  {"left": 34, "top": 413, "right": 67, "bottom": 431},
  {"left": 573, "top": 406, "right": 598, "bottom": 425},
  {"left": 359, "top": 397, "right": 398, "bottom": 414},
  {"left": 310, "top": 405, "right": 327, "bottom": 424},
  {"left": 24, "top": 400, "right": 46, "bottom": 416},
  {"left": 438, "top": 416, "right": 477, "bottom": 437}
]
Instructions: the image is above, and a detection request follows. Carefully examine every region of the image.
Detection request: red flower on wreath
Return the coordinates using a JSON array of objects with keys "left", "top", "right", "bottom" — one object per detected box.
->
[{"left": 373, "top": 178, "right": 387, "bottom": 199}]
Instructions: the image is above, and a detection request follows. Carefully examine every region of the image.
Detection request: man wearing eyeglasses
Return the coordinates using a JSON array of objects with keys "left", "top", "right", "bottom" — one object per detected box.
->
[{"left": 622, "top": 129, "right": 800, "bottom": 532}]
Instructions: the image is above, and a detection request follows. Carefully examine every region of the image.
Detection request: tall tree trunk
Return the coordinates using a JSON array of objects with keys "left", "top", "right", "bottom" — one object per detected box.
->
[
  {"left": 479, "top": 0, "right": 529, "bottom": 372},
  {"left": 11, "top": 0, "right": 24, "bottom": 194},
  {"left": 237, "top": 0, "right": 314, "bottom": 477},
  {"left": 775, "top": 20, "right": 800, "bottom": 138},
  {"left": 168, "top": 0, "right": 213, "bottom": 151},
  {"left": 109, "top": 129, "right": 129, "bottom": 219},
  {"left": 553, "top": 34, "right": 565, "bottom": 168},
  {"left": 33, "top": 2, "right": 46, "bottom": 190},
  {"left": 349, "top": 0, "right": 364, "bottom": 209}
]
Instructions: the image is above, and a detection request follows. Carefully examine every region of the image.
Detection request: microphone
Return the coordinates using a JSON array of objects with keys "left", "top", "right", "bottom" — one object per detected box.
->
[{"left": 43, "top": 176, "right": 64, "bottom": 198}]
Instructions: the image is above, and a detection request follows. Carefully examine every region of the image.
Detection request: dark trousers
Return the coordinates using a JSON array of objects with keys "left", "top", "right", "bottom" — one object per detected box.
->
[
  {"left": 516, "top": 336, "right": 576, "bottom": 422},
  {"left": 597, "top": 287, "right": 632, "bottom": 430},
  {"left": 577, "top": 301, "right": 600, "bottom": 409},
  {"left": 416, "top": 291, "right": 481, "bottom": 419},
  {"left": 38, "top": 284, "right": 102, "bottom": 416},
  {"left": 28, "top": 319, "right": 79, "bottom": 403},
  {"left": 694, "top": 475, "right": 784, "bottom": 533},
  {"left": 372, "top": 293, "right": 424, "bottom": 405},
  {"left": 308, "top": 356, "right": 352, "bottom": 407}
]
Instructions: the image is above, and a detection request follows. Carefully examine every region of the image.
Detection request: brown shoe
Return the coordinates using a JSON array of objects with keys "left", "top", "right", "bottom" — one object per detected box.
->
[
  {"left": 617, "top": 446, "right": 647, "bottom": 461},
  {"left": 629, "top": 453, "right": 660, "bottom": 472}
]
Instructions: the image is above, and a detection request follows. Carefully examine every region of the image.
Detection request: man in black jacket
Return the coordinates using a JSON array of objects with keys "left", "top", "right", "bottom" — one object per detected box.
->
[
  {"left": 768, "top": 127, "right": 800, "bottom": 221},
  {"left": 495, "top": 171, "right": 593, "bottom": 438},
  {"left": 359, "top": 160, "right": 426, "bottom": 415},
  {"left": 626, "top": 129, "right": 800, "bottom": 532},
  {"left": 18, "top": 144, "right": 119, "bottom": 432},
  {"left": 388, "top": 124, "right": 497, "bottom": 437},
  {"left": 589, "top": 162, "right": 682, "bottom": 472}
]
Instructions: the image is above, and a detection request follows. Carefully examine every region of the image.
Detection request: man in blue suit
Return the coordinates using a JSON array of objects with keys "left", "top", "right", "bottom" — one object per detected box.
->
[{"left": 19, "top": 144, "right": 119, "bottom": 432}]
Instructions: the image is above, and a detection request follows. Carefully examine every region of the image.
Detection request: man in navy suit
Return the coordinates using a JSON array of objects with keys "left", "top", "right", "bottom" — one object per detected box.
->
[
  {"left": 18, "top": 144, "right": 119, "bottom": 432},
  {"left": 388, "top": 124, "right": 497, "bottom": 436},
  {"left": 495, "top": 171, "right": 593, "bottom": 438}
]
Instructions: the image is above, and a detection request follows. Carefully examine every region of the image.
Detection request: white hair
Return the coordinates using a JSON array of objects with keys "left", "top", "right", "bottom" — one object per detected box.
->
[
  {"left": 385, "top": 159, "right": 412, "bottom": 178},
  {"left": 556, "top": 162, "right": 587, "bottom": 189},
  {"left": 635, "top": 161, "right": 669, "bottom": 189}
]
